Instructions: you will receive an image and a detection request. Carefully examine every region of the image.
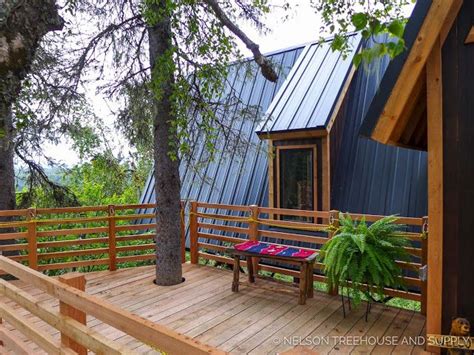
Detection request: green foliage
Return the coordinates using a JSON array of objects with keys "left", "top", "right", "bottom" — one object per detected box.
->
[
  {"left": 15, "top": 152, "right": 153, "bottom": 276},
  {"left": 312, "top": 0, "right": 414, "bottom": 65},
  {"left": 17, "top": 152, "right": 151, "bottom": 208},
  {"left": 319, "top": 213, "right": 410, "bottom": 305},
  {"left": 65, "top": 152, "right": 150, "bottom": 206},
  {"left": 134, "top": 0, "right": 274, "bottom": 162}
]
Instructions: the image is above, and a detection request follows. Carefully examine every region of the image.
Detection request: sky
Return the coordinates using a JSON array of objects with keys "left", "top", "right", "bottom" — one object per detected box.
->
[
  {"left": 44, "top": 0, "right": 322, "bottom": 166},
  {"left": 43, "top": 1, "right": 416, "bottom": 167}
]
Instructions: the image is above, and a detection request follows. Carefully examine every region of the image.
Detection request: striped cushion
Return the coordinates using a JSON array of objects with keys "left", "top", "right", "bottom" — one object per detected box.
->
[{"left": 234, "top": 241, "right": 315, "bottom": 259}]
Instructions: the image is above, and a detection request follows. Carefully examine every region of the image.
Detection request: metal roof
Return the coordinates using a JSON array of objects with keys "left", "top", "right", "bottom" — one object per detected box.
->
[
  {"left": 256, "top": 33, "right": 362, "bottom": 135},
  {"left": 359, "top": 0, "right": 432, "bottom": 139},
  {"left": 138, "top": 45, "right": 305, "bottom": 239},
  {"left": 332, "top": 41, "right": 427, "bottom": 217},
  {"left": 139, "top": 37, "right": 428, "bottom": 247}
]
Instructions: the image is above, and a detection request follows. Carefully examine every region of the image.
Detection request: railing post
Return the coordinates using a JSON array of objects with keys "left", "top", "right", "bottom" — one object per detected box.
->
[
  {"left": 59, "top": 273, "right": 87, "bottom": 355},
  {"left": 190, "top": 201, "right": 198, "bottom": 264},
  {"left": 421, "top": 216, "right": 428, "bottom": 315},
  {"left": 249, "top": 205, "right": 260, "bottom": 274},
  {"left": 26, "top": 208, "right": 37, "bottom": 270},
  {"left": 180, "top": 201, "right": 186, "bottom": 264},
  {"left": 327, "top": 210, "right": 339, "bottom": 296},
  {"left": 108, "top": 205, "right": 117, "bottom": 271},
  {"left": 328, "top": 210, "right": 339, "bottom": 239}
]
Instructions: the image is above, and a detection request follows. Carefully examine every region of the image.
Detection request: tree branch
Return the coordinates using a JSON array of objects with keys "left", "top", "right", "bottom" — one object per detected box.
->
[{"left": 202, "top": 0, "right": 278, "bottom": 82}]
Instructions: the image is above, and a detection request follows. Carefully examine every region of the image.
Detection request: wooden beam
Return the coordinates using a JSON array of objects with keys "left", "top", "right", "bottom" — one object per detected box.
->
[
  {"left": 441, "top": 0, "right": 463, "bottom": 44},
  {"left": 0, "top": 256, "right": 222, "bottom": 355},
  {"left": 0, "top": 324, "right": 32, "bottom": 355},
  {"left": 267, "top": 140, "right": 275, "bottom": 210},
  {"left": 0, "top": 279, "right": 130, "bottom": 355},
  {"left": 400, "top": 97, "right": 426, "bottom": 146},
  {"left": 321, "top": 136, "right": 331, "bottom": 211},
  {"left": 0, "top": 303, "right": 75, "bottom": 355},
  {"left": 257, "top": 128, "right": 327, "bottom": 141},
  {"left": 326, "top": 65, "right": 356, "bottom": 133},
  {"left": 189, "top": 201, "right": 198, "bottom": 265},
  {"left": 59, "top": 274, "right": 87, "bottom": 355},
  {"left": 371, "top": 0, "right": 461, "bottom": 144},
  {"left": 426, "top": 37, "right": 443, "bottom": 354},
  {"left": 465, "top": 26, "right": 474, "bottom": 44},
  {"left": 390, "top": 69, "right": 426, "bottom": 143}
]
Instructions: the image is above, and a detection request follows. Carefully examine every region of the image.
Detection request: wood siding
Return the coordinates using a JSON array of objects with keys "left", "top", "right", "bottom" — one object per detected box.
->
[{"left": 441, "top": 0, "right": 474, "bottom": 334}]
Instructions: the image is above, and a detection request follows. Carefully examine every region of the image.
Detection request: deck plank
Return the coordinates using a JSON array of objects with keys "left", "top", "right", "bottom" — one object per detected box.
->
[
  {"left": 327, "top": 302, "right": 385, "bottom": 354},
  {"left": 269, "top": 295, "right": 342, "bottom": 354},
  {"left": 350, "top": 305, "right": 400, "bottom": 354},
  {"left": 370, "top": 307, "right": 415, "bottom": 354},
  {"left": 0, "top": 264, "right": 426, "bottom": 354}
]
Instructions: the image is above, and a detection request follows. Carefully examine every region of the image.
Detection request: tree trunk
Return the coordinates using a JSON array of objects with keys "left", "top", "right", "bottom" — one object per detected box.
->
[
  {"left": 0, "top": 0, "right": 63, "bottom": 215},
  {"left": 148, "top": 3, "right": 183, "bottom": 286},
  {"left": 0, "top": 82, "right": 16, "bottom": 215}
]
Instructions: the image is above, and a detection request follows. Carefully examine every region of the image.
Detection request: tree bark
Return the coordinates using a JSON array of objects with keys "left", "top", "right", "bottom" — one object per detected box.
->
[
  {"left": 0, "top": 0, "right": 63, "bottom": 216},
  {"left": 148, "top": 2, "right": 183, "bottom": 286},
  {"left": 0, "top": 89, "right": 15, "bottom": 215}
]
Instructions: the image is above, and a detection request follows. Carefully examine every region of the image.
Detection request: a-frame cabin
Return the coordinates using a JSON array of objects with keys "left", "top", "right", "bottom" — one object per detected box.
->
[{"left": 360, "top": 0, "right": 473, "bottom": 349}]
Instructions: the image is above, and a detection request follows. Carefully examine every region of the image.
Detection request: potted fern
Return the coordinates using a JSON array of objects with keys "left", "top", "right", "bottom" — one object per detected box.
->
[{"left": 319, "top": 213, "right": 410, "bottom": 305}]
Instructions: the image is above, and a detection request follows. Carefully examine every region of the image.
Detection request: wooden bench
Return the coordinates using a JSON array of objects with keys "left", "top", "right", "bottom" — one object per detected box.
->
[{"left": 226, "top": 244, "right": 317, "bottom": 305}]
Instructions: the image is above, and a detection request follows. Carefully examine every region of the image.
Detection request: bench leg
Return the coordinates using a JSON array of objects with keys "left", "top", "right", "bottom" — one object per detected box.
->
[
  {"left": 299, "top": 263, "right": 307, "bottom": 305},
  {"left": 306, "top": 262, "right": 314, "bottom": 298},
  {"left": 232, "top": 256, "right": 240, "bottom": 292},
  {"left": 246, "top": 256, "right": 255, "bottom": 283}
]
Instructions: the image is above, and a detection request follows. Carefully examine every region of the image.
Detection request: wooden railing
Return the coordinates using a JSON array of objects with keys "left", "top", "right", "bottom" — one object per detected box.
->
[
  {"left": 0, "top": 203, "right": 186, "bottom": 274},
  {"left": 0, "top": 256, "right": 222, "bottom": 354},
  {"left": 189, "top": 201, "right": 428, "bottom": 312},
  {"left": 0, "top": 201, "right": 428, "bottom": 311}
]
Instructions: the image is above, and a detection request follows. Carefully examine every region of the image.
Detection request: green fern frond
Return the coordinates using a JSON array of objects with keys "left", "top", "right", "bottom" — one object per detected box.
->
[{"left": 319, "top": 213, "right": 411, "bottom": 306}]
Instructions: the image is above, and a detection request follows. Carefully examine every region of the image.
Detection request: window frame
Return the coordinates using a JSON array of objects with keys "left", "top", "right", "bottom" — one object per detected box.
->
[{"left": 275, "top": 144, "right": 318, "bottom": 212}]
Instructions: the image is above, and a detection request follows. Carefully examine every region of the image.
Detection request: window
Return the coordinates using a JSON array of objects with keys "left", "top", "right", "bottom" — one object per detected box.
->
[{"left": 277, "top": 146, "right": 315, "bottom": 212}]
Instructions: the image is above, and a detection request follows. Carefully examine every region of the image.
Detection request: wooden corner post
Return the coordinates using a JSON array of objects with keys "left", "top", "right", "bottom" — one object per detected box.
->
[
  {"left": 328, "top": 210, "right": 339, "bottom": 296},
  {"left": 426, "top": 36, "right": 443, "bottom": 354},
  {"left": 180, "top": 201, "right": 186, "bottom": 263},
  {"left": 59, "top": 273, "right": 87, "bottom": 355},
  {"left": 248, "top": 205, "right": 260, "bottom": 274},
  {"left": 26, "top": 208, "right": 37, "bottom": 270},
  {"left": 190, "top": 201, "right": 198, "bottom": 264},
  {"left": 107, "top": 205, "right": 117, "bottom": 271}
]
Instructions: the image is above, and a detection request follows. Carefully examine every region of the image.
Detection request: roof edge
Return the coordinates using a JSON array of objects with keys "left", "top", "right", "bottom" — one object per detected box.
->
[{"left": 359, "top": 0, "right": 433, "bottom": 139}]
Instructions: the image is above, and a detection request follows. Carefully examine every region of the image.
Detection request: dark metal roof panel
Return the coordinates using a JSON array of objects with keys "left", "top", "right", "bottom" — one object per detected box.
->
[
  {"left": 256, "top": 34, "right": 362, "bottom": 134},
  {"left": 139, "top": 46, "right": 304, "bottom": 240},
  {"left": 359, "top": 0, "right": 433, "bottom": 138},
  {"left": 332, "top": 42, "right": 427, "bottom": 217}
]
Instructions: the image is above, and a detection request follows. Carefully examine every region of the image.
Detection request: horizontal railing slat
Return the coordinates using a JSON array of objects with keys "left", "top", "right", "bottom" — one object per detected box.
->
[
  {"left": 37, "top": 226, "right": 108, "bottom": 238},
  {"left": 198, "top": 222, "right": 248, "bottom": 234},
  {"left": 115, "top": 223, "right": 156, "bottom": 232},
  {"left": 38, "top": 237, "right": 109, "bottom": 249},
  {"left": 0, "top": 231, "right": 28, "bottom": 240},
  {"left": 38, "top": 248, "right": 110, "bottom": 261},
  {"left": 0, "top": 256, "right": 221, "bottom": 355},
  {"left": 0, "top": 209, "right": 29, "bottom": 217},
  {"left": 258, "top": 207, "right": 330, "bottom": 219},
  {"left": 258, "top": 229, "right": 328, "bottom": 245},
  {"left": 196, "top": 202, "right": 249, "bottom": 211},
  {"left": 37, "top": 258, "right": 110, "bottom": 271},
  {"left": 0, "top": 279, "right": 130, "bottom": 354},
  {"left": 116, "top": 254, "right": 156, "bottom": 264},
  {"left": 197, "top": 232, "right": 247, "bottom": 244}
]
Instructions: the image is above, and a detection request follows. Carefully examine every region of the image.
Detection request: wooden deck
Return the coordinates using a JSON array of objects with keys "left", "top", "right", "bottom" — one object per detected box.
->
[{"left": 2, "top": 264, "right": 428, "bottom": 354}]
